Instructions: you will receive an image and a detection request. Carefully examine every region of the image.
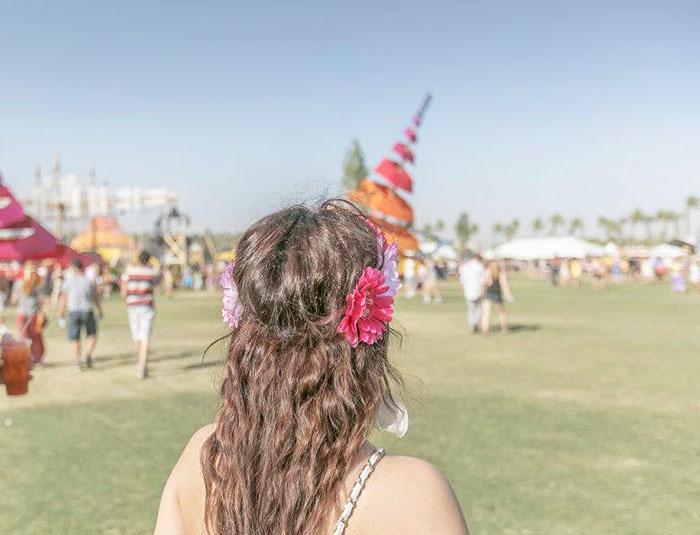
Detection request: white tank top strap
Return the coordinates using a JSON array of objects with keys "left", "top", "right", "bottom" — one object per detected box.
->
[{"left": 332, "top": 447, "right": 386, "bottom": 535}]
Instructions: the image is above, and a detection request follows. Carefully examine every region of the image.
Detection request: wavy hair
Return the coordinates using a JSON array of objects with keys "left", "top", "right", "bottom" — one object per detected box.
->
[{"left": 201, "top": 200, "right": 401, "bottom": 534}]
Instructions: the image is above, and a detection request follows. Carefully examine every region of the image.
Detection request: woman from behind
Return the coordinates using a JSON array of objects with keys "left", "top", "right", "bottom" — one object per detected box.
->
[
  {"left": 155, "top": 200, "right": 469, "bottom": 535},
  {"left": 12, "top": 261, "right": 46, "bottom": 366},
  {"left": 480, "top": 260, "right": 513, "bottom": 336}
]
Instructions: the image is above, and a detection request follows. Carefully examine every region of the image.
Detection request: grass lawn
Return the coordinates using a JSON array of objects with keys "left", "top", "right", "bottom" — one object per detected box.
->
[{"left": 1, "top": 278, "right": 699, "bottom": 534}]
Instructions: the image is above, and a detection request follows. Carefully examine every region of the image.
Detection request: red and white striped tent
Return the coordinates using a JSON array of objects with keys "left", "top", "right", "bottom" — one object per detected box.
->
[
  {"left": 0, "top": 177, "right": 102, "bottom": 266},
  {"left": 349, "top": 94, "right": 432, "bottom": 253},
  {"left": 0, "top": 183, "right": 25, "bottom": 228},
  {"left": 0, "top": 216, "right": 58, "bottom": 261}
]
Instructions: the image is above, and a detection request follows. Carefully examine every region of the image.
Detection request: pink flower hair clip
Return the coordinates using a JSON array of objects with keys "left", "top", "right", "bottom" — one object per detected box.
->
[
  {"left": 337, "top": 220, "right": 399, "bottom": 348},
  {"left": 220, "top": 262, "right": 243, "bottom": 329},
  {"left": 220, "top": 218, "right": 400, "bottom": 349}
]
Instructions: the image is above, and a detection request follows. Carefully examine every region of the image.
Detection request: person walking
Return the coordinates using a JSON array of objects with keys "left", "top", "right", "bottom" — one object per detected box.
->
[
  {"left": 421, "top": 258, "right": 442, "bottom": 303},
  {"left": 50, "top": 265, "right": 64, "bottom": 309},
  {"left": 121, "top": 251, "right": 158, "bottom": 379},
  {"left": 688, "top": 258, "right": 700, "bottom": 290},
  {"left": 402, "top": 256, "right": 417, "bottom": 298},
  {"left": 58, "top": 259, "right": 103, "bottom": 371},
  {"left": 481, "top": 260, "right": 513, "bottom": 335},
  {"left": 458, "top": 252, "right": 484, "bottom": 333},
  {"left": 12, "top": 261, "right": 46, "bottom": 366},
  {"left": 570, "top": 258, "right": 583, "bottom": 288},
  {"left": 162, "top": 266, "right": 175, "bottom": 297}
]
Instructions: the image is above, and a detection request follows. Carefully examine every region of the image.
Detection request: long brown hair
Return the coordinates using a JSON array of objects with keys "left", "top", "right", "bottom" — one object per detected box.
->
[
  {"left": 487, "top": 260, "right": 501, "bottom": 282},
  {"left": 201, "top": 200, "right": 401, "bottom": 534}
]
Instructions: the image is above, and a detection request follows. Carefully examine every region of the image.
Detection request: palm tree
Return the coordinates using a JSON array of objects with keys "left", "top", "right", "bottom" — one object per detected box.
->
[
  {"left": 504, "top": 219, "right": 520, "bottom": 240},
  {"left": 613, "top": 219, "right": 624, "bottom": 241},
  {"left": 568, "top": 217, "right": 584, "bottom": 237},
  {"left": 655, "top": 209, "right": 681, "bottom": 239},
  {"left": 618, "top": 216, "right": 629, "bottom": 240},
  {"left": 531, "top": 217, "right": 544, "bottom": 236},
  {"left": 655, "top": 210, "right": 675, "bottom": 240},
  {"left": 549, "top": 213, "right": 564, "bottom": 236},
  {"left": 455, "top": 213, "right": 479, "bottom": 250},
  {"left": 420, "top": 222, "right": 435, "bottom": 241},
  {"left": 656, "top": 210, "right": 667, "bottom": 240},
  {"left": 597, "top": 216, "right": 622, "bottom": 242},
  {"left": 668, "top": 210, "right": 681, "bottom": 237},
  {"left": 641, "top": 213, "right": 655, "bottom": 243},
  {"left": 685, "top": 195, "right": 699, "bottom": 235},
  {"left": 629, "top": 209, "right": 645, "bottom": 241},
  {"left": 492, "top": 222, "right": 504, "bottom": 244}
]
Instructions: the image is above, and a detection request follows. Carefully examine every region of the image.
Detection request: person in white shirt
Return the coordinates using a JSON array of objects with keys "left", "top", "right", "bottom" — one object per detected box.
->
[
  {"left": 458, "top": 252, "right": 485, "bottom": 333},
  {"left": 403, "top": 257, "right": 417, "bottom": 298},
  {"left": 689, "top": 259, "right": 700, "bottom": 288}
]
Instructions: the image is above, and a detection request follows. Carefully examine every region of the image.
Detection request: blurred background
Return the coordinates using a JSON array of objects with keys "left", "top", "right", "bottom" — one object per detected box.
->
[{"left": 1, "top": 1, "right": 699, "bottom": 534}]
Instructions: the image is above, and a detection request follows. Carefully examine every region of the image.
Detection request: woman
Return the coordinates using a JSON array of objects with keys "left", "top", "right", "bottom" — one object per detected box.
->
[
  {"left": 480, "top": 260, "right": 513, "bottom": 335},
  {"left": 421, "top": 258, "right": 443, "bottom": 303},
  {"left": 155, "top": 201, "right": 469, "bottom": 534},
  {"left": 12, "top": 261, "right": 46, "bottom": 366}
]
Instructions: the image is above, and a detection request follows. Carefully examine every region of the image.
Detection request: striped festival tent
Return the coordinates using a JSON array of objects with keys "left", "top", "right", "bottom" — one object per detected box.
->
[{"left": 348, "top": 94, "right": 432, "bottom": 254}]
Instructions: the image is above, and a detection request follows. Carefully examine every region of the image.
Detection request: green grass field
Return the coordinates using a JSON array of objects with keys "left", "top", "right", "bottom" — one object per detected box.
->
[{"left": 1, "top": 278, "right": 699, "bottom": 534}]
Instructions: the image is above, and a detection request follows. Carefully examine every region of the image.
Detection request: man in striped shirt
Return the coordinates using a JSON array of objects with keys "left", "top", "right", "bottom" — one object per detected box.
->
[{"left": 121, "top": 251, "right": 159, "bottom": 379}]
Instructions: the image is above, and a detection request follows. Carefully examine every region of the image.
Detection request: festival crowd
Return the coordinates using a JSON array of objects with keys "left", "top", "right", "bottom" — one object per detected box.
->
[{"left": 1, "top": 252, "right": 168, "bottom": 379}]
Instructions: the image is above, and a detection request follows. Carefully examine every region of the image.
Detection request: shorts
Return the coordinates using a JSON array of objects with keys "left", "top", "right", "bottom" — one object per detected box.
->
[
  {"left": 485, "top": 290, "right": 503, "bottom": 304},
  {"left": 68, "top": 310, "right": 97, "bottom": 341},
  {"left": 127, "top": 305, "right": 155, "bottom": 342}
]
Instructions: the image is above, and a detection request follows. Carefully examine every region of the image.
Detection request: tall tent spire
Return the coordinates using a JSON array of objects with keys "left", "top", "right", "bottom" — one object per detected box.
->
[{"left": 348, "top": 94, "right": 432, "bottom": 253}]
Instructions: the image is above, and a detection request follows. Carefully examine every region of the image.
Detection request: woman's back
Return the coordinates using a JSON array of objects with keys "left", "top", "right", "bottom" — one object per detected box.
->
[
  {"left": 155, "top": 202, "right": 469, "bottom": 534},
  {"left": 15, "top": 279, "right": 41, "bottom": 316},
  {"left": 155, "top": 426, "right": 469, "bottom": 535}
]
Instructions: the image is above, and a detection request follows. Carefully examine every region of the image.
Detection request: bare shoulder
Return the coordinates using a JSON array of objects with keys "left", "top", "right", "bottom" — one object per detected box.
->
[
  {"left": 153, "top": 424, "right": 215, "bottom": 535},
  {"left": 185, "top": 423, "right": 217, "bottom": 458},
  {"left": 352, "top": 454, "right": 470, "bottom": 535},
  {"left": 171, "top": 423, "right": 215, "bottom": 483}
]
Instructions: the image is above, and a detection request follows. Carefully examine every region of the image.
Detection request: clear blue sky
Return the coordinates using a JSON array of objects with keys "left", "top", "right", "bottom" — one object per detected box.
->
[{"left": 1, "top": 1, "right": 699, "bottom": 239}]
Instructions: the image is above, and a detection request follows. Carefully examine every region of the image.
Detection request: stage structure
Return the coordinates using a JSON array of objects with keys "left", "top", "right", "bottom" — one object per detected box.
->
[
  {"left": 348, "top": 94, "right": 432, "bottom": 253},
  {"left": 154, "top": 207, "right": 191, "bottom": 268},
  {"left": 20, "top": 155, "right": 188, "bottom": 266},
  {"left": 21, "top": 155, "right": 177, "bottom": 237}
]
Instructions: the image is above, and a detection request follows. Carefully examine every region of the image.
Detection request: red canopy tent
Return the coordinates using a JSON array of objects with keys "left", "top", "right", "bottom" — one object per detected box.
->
[
  {"left": 374, "top": 159, "right": 413, "bottom": 193},
  {"left": 0, "top": 184, "right": 25, "bottom": 228},
  {"left": 345, "top": 94, "right": 431, "bottom": 255},
  {"left": 0, "top": 216, "right": 58, "bottom": 261},
  {"left": 52, "top": 244, "right": 103, "bottom": 269}
]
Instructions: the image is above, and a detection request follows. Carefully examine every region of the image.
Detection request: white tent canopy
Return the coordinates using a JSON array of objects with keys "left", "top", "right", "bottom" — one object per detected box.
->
[
  {"left": 493, "top": 236, "right": 604, "bottom": 260},
  {"left": 419, "top": 240, "right": 459, "bottom": 261},
  {"left": 604, "top": 241, "right": 620, "bottom": 256},
  {"left": 649, "top": 243, "right": 686, "bottom": 259}
]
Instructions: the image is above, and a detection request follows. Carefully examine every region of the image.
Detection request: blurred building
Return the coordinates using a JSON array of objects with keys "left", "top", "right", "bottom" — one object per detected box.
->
[{"left": 20, "top": 156, "right": 177, "bottom": 236}]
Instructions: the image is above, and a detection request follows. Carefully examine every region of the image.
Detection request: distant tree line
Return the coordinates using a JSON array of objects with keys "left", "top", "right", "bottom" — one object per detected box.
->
[
  {"left": 338, "top": 140, "right": 699, "bottom": 247},
  {"left": 423, "top": 195, "right": 700, "bottom": 250}
]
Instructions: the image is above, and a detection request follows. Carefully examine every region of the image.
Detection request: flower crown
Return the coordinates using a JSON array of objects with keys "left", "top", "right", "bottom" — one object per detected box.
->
[{"left": 220, "top": 217, "right": 399, "bottom": 348}]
